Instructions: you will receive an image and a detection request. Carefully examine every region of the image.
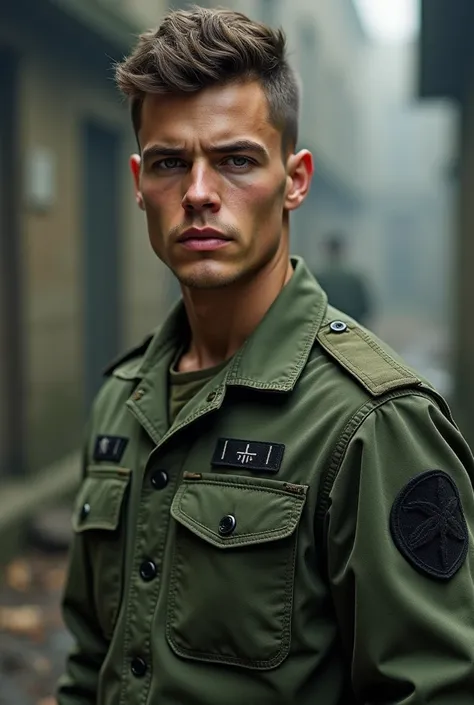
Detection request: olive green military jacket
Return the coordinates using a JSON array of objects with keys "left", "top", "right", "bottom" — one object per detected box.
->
[{"left": 58, "top": 258, "right": 474, "bottom": 705}]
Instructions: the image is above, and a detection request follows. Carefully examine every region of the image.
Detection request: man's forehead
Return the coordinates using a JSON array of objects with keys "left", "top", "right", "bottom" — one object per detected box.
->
[
  {"left": 139, "top": 81, "right": 274, "bottom": 140},
  {"left": 144, "top": 80, "right": 266, "bottom": 110}
]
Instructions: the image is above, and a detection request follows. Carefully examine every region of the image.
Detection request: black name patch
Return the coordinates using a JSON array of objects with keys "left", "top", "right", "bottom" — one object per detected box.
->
[
  {"left": 93, "top": 435, "right": 128, "bottom": 463},
  {"left": 211, "top": 437, "right": 285, "bottom": 473}
]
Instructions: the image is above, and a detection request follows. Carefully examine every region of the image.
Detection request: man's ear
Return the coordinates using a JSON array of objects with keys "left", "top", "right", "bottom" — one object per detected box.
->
[
  {"left": 130, "top": 154, "right": 145, "bottom": 210},
  {"left": 284, "top": 150, "right": 314, "bottom": 212}
]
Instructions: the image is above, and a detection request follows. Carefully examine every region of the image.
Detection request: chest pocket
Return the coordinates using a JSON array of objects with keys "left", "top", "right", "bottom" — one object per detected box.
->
[
  {"left": 72, "top": 465, "right": 131, "bottom": 639},
  {"left": 166, "top": 472, "right": 307, "bottom": 670}
]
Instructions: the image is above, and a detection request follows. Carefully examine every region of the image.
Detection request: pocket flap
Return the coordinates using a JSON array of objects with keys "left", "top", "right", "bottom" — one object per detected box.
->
[
  {"left": 72, "top": 465, "right": 131, "bottom": 533},
  {"left": 171, "top": 473, "right": 307, "bottom": 549}
]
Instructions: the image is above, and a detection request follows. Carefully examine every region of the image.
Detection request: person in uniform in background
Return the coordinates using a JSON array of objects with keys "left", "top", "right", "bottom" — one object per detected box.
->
[
  {"left": 316, "top": 230, "right": 374, "bottom": 325},
  {"left": 57, "top": 6, "right": 474, "bottom": 705}
]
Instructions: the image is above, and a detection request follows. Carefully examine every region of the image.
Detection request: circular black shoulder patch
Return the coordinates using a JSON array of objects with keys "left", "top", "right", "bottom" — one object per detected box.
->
[{"left": 390, "top": 470, "right": 468, "bottom": 580}]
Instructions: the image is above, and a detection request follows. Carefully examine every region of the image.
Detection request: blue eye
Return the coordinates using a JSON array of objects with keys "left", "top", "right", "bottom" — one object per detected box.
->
[
  {"left": 155, "top": 158, "right": 185, "bottom": 170},
  {"left": 227, "top": 156, "right": 251, "bottom": 168}
]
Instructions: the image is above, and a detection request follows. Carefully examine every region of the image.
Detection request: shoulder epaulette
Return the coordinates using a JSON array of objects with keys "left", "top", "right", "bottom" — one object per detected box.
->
[
  {"left": 103, "top": 333, "right": 154, "bottom": 378},
  {"left": 317, "top": 309, "right": 422, "bottom": 397}
]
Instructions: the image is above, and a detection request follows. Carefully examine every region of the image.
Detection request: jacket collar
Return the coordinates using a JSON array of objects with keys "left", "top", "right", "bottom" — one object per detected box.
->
[{"left": 133, "top": 256, "right": 327, "bottom": 393}]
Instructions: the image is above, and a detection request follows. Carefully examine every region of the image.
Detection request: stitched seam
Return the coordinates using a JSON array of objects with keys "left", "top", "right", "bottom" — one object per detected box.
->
[
  {"left": 137, "top": 335, "right": 176, "bottom": 378},
  {"left": 229, "top": 324, "right": 315, "bottom": 387},
  {"left": 319, "top": 326, "right": 419, "bottom": 393},
  {"left": 156, "top": 385, "right": 226, "bottom": 444},
  {"left": 354, "top": 327, "right": 417, "bottom": 380},
  {"left": 127, "top": 404, "right": 164, "bottom": 447},
  {"left": 87, "top": 466, "right": 131, "bottom": 479},
  {"left": 119, "top": 484, "right": 147, "bottom": 704},
  {"left": 316, "top": 390, "right": 444, "bottom": 523},
  {"left": 83, "top": 484, "right": 129, "bottom": 641},
  {"left": 226, "top": 378, "right": 290, "bottom": 390},
  {"left": 73, "top": 484, "right": 126, "bottom": 532},
  {"left": 226, "top": 302, "right": 324, "bottom": 389},
  {"left": 179, "top": 501, "right": 302, "bottom": 544},
  {"left": 320, "top": 332, "right": 377, "bottom": 388},
  {"left": 181, "top": 479, "right": 304, "bottom": 495},
  {"left": 139, "top": 465, "right": 180, "bottom": 705},
  {"left": 166, "top": 523, "right": 298, "bottom": 669},
  {"left": 176, "top": 484, "right": 304, "bottom": 543},
  {"left": 320, "top": 330, "right": 417, "bottom": 390}
]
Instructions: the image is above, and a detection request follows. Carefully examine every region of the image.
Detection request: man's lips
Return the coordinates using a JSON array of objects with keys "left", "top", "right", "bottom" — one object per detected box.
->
[
  {"left": 178, "top": 228, "right": 231, "bottom": 242},
  {"left": 177, "top": 228, "right": 232, "bottom": 251}
]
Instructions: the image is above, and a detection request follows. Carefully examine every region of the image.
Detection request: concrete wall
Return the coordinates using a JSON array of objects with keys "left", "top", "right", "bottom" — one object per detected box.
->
[
  {"left": 119, "top": 0, "right": 178, "bottom": 340},
  {"left": 0, "top": 10, "right": 169, "bottom": 474},
  {"left": 359, "top": 42, "right": 457, "bottom": 340}
]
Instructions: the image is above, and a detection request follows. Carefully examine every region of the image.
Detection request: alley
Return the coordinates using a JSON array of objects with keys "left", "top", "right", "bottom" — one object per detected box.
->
[{"left": 0, "top": 550, "right": 71, "bottom": 705}]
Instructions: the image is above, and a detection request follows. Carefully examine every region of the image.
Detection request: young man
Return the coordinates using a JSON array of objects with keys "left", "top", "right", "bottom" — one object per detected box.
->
[{"left": 58, "top": 7, "right": 474, "bottom": 705}]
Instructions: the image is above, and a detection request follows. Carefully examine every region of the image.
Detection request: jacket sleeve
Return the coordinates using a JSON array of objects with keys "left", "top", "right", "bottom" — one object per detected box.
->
[
  {"left": 56, "top": 446, "right": 108, "bottom": 705},
  {"left": 326, "top": 392, "right": 474, "bottom": 703}
]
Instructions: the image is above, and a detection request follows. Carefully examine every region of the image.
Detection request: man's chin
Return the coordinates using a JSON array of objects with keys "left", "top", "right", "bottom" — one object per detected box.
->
[{"left": 174, "top": 262, "right": 243, "bottom": 290}]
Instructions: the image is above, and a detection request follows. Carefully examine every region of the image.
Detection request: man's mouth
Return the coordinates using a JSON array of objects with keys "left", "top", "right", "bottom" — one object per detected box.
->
[{"left": 177, "top": 228, "right": 232, "bottom": 251}]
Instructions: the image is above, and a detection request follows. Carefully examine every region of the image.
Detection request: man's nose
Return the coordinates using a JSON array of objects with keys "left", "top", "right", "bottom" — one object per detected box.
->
[{"left": 182, "top": 163, "right": 221, "bottom": 214}]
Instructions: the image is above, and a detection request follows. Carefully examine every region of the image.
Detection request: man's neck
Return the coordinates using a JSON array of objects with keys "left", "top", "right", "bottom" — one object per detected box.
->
[{"left": 177, "top": 256, "right": 294, "bottom": 372}]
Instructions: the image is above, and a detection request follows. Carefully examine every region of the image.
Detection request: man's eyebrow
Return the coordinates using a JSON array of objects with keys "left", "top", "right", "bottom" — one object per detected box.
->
[
  {"left": 207, "top": 140, "right": 268, "bottom": 157},
  {"left": 142, "top": 140, "right": 269, "bottom": 162},
  {"left": 142, "top": 145, "right": 184, "bottom": 161}
]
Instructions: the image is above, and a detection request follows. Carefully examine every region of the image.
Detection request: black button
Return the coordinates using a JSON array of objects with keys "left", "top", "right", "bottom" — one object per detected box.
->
[
  {"left": 81, "top": 503, "right": 91, "bottom": 520},
  {"left": 206, "top": 391, "right": 217, "bottom": 402},
  {"left": 139, "top": 560, "right": 157, "bottom": 582},
  {"left": 150, "top": 470, "right": 169, "bottom": 490},
  {"left": 218, "top": 514, "right": 236, "bottom": 536},
  {"left": 131, "top": 657, "right": 147, "bottom": 678}
]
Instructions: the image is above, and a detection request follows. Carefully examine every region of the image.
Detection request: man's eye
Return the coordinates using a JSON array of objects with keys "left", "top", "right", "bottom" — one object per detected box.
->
[
  {"left": 154, "top": 158, "right": 184, "bottom": 170},
  {"left": 226, "top": 156, "right": 252, "bottom": 168}
]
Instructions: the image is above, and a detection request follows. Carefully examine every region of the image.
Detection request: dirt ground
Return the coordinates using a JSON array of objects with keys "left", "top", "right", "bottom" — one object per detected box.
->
[{"left": 0, "top": 550, "right": 73, "bottom": 705}]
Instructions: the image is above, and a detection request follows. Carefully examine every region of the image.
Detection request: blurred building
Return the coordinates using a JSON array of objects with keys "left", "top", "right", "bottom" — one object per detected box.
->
[
  {"left": 247, "top": 0, "right": 367, "bottom": 263},
  {"left": 0, "top": 0, "right": 172, "bottom": 547},
  {"left": 418, "top": 0, "right": 474, "bottom": 442},
  {"left": 355, "top": 37, "right": 457, "bottom": 360},
  {"left": 283, "top": 0, "right": 367, "bottom": 261}
]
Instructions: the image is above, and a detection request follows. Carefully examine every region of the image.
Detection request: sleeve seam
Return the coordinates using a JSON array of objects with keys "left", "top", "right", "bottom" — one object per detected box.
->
[{"left": 315, "top": 389, "right": 445, "bottom": 531}]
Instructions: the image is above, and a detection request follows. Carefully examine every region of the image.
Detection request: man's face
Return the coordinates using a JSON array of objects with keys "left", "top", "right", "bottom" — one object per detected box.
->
[{"left": 131, "top": 80, "right": 312, "bottom": 289}]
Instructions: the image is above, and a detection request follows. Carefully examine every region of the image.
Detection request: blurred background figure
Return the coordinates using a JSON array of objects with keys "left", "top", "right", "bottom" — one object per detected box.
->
[{"left": 315, "top": 231, "right": 374, "bottom": 326}]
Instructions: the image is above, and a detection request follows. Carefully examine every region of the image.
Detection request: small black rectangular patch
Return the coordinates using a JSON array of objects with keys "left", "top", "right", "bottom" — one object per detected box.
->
[
  {"left": 211, "top": 437, "right": 285, "bottom": 473},
  {"left": 93, "top": 435, "right": 128, "bottom": 463}
]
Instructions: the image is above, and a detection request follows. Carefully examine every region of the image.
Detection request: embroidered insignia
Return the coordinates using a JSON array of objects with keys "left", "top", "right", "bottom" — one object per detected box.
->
[
  {"left": 93, "top": 435, "right": 128, "bottom": 463},
  {"left": 390, "top": 470, "right": 468, "bottom": 580},
  {"left": 211, "top": 438, "right": 285, "bottom": 473}
]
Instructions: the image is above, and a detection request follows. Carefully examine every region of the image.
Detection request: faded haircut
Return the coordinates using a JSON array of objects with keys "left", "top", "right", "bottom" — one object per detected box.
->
[{"left": 115, "top": 5, "right": 300, "bottom": 151}]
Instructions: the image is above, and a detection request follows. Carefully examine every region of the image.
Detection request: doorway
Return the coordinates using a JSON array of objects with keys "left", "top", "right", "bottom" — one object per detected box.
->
[
  {"left": 0, "top": 47, "right": 24, "bottom": 477},
  {"left": 82, "top": 121, "right": 122, "bottom": 411}
]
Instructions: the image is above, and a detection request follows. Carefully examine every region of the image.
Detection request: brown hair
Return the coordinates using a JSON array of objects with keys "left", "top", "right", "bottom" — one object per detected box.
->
[{"left": 115, "top": 5, "right": 300, "bottom": 150}]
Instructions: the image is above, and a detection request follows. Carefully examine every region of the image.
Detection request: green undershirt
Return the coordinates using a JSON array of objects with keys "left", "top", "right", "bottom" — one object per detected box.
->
[{"left": 168, "top": 355, "right": 228, "bottom": 425}]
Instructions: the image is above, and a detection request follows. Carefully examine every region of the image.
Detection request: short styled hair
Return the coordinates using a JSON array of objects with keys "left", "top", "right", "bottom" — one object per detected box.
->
[{"left": 115, "top": 5, "right": 300, "bottom": 150}]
